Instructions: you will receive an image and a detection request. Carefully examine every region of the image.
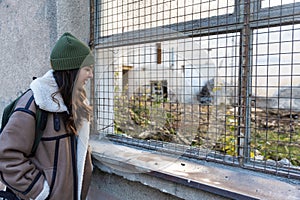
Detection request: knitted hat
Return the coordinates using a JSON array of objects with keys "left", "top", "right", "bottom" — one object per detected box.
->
[{"left": 50, "top": 32, "right": 95, "bottom": 71}]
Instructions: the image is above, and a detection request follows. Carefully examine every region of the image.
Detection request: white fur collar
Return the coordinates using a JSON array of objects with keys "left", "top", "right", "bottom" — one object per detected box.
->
[{"left": 30, "top": 70, "right": 68, "bottom": 112}]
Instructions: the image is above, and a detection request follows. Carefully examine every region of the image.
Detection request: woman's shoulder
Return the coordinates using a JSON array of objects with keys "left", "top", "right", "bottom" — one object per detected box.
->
[{"left": 14, "top": 89, "right": 37, "bottom": 113}]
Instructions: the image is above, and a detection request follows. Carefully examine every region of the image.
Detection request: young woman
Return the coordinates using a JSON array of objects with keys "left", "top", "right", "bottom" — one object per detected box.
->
[{"left": 0, "top": 32, "right": 94, "bottom": 200}]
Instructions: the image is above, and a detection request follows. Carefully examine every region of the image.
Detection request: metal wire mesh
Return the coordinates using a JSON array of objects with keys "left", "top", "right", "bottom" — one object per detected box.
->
[{"left": 92, "top": 0, "right": 300, "bottom": 179}]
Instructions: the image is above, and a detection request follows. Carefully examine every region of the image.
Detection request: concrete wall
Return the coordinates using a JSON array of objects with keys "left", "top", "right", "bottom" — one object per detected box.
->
[
  {"left": 89, "top": 161, "right": 230, "bottom": 200},
  {"left": 0, "top": 0, "right": 90, "bottom": 117},
  {"left": 88, "top": 168, "right": 184, "bottom": 200}
]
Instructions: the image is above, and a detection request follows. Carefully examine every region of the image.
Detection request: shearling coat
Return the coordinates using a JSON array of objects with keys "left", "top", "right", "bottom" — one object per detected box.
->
[{"left": 0, "top": 70, "right": 93, "bottom": 200}]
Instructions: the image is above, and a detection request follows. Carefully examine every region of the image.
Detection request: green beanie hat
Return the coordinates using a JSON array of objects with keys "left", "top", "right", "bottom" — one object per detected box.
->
[{"left": 50, "top": 32, "right": 95, "bottom": 71}]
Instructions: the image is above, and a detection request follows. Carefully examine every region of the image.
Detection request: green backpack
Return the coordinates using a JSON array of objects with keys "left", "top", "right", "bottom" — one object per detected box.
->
[{"left": 0, "top": 89, "right": 46, "bottom": 156}]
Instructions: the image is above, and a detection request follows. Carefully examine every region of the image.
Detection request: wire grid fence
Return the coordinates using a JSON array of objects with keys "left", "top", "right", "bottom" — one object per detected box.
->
[{"left": 92, "top": 0, "right": 300, "bottom": 179}]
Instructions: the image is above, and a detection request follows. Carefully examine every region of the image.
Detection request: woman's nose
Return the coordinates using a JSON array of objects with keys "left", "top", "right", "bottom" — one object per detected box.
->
[{"left": 88, "top": 71, "right": 93, "bottom": 79}]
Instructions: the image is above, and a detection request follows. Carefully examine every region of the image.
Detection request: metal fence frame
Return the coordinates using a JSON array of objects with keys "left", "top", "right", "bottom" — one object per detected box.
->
[{"left": 92, "top": 0, "right": 300, "bottom": 179}]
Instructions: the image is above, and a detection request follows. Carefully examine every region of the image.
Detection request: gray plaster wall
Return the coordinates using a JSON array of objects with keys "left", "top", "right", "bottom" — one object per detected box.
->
[
  {"left": 0, "top": 0, "right": 90, "bottom": 118},
  {"left": 88, "top": 168, "right": 184, "bottom": 200},
  {"left": 88, "top": 165, "right": 229, "bottom": 200}
]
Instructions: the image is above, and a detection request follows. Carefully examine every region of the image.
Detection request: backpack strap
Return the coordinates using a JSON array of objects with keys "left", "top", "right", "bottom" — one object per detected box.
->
[
  {"left": 30, "top": 107, "right": 47, "bottom": 156},
  {"left": 20, "top": 92, "right": 46, "bottom": 156},
  {"left": 20, "top": 91, "right": 47, "bottom": 156},
  {"left": 12, "top": 90, "right": 47, "bottom": 157},
  {"left": 12, "top": 92, "right": 44, "bottom": 156}
]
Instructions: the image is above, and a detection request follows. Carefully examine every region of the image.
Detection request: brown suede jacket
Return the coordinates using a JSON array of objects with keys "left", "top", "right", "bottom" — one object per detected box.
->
[{"left": 0, "top": 71, "right": 92, "bottom": 200}]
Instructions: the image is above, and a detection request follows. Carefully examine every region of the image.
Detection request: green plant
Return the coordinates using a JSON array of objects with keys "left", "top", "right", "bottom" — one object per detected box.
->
[
  {"left": 214, "top": 114, "right": 239, "bottom": 156},
  {"left": 252, "top": 128, "right": 300, "bottom": 166}
]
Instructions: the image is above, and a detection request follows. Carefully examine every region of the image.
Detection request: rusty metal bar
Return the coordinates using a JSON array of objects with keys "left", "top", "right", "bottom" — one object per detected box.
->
[{"left": 238, "top": 0, "right": 252, "bottom": 165}]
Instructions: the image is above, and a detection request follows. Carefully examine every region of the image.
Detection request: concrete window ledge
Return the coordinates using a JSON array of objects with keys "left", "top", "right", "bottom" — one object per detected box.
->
[{"left": 89, "top": 138, "right": 300, "bottom": 200}]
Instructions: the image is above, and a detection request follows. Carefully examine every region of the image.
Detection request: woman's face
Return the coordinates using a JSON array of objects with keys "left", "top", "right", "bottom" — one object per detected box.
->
[{"left": 76, "top": 65, "right": 93, "bottom": 88}]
